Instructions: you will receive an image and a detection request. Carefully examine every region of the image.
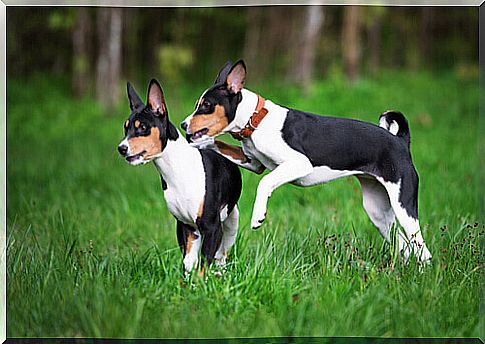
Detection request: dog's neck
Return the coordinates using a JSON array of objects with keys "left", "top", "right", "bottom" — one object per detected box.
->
[
  {"left": 153, "top": 130, "right": 197, "bottom": 182},
  {"left": 226, "top": 88, "right": 261, "bottom": 133}
]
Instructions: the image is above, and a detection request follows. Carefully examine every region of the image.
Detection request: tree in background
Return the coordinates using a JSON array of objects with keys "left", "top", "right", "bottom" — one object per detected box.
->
[
  {"left": 6, "top": 6, "right": 479, "bottom": 107},
  {"left": 72, "top": 7, "right": 92, "bottom": 98},
  {"left": 364, "top": 7, "right": 386, "bottom": 75},
  {"left": 243, "top": 6, "right": 263, "bottom": 79},
  {"left": 287, "top": 5, "right": 325, "bottom": 92},
  {"left": 243, "top": 6, "right": 295, "bottom": 81},
  {"left": 96, "top": 7, "right": 123, "bottom": 110},
  {"left": 419, "top": 7, "right": 434, "bottom": 68},
  {"left": 342, "top": 6, "right": 362, "bottom": 82}
]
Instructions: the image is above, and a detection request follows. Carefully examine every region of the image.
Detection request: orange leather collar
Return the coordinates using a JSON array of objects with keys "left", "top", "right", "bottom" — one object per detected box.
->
[{"left": 230, "top": 95, "right": 268, "bottom": 141}]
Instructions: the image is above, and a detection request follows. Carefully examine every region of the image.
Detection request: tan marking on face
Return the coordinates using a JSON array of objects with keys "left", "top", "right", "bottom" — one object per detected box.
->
[
  {"left": 188, "top": 105, "right": 229, "bottom": 138},
  {"left": 197, "top": 199, "right": 204, "bottom": 219},
  {"left": 185, "top": 231, "right": 199, "bottom": 256},
  {"left": 127, "top": 127, "right": 162, "bottom": 160},
  {"left": 215, "top": 140, "right": 248, "bottom": 164},
  {"left": 134, "top": 120, "right": 140, "bottom": 128},
  {"left": 124, "top": 120, "right": 129, "bottom": 128}
]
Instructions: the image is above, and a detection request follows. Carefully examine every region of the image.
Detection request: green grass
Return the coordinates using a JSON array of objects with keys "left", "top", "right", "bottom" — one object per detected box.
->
[{"left": 7, "top": 71, "right": 482, "bottom": 338}]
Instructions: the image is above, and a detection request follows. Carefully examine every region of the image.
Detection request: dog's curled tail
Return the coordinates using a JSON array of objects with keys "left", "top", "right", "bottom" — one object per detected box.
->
[{"left": 379, "top": 110, "right": 410, "bottom": 148}]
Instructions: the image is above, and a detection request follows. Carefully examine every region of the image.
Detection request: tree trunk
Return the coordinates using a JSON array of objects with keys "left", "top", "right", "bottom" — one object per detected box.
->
[
  {"left": 420, "top": 7, "right": 434, "bottom": 68},
  {"left": 367, "top": 13, "right": 382, "bottom": 75},
  {"left": 123, "top": 8, "right": 139, "bottom": 82},
  {"left": 342, "top": 6, "right": 362, "bottom": 82},
  {"left": 96, "top": 7, "right": 123, "bottom": 111},
  {"left": 72, "top": 7, "right": 91, "bottom": 97},
  {"left": 288, "top": 6, "right": 324, "bottom": 91}
]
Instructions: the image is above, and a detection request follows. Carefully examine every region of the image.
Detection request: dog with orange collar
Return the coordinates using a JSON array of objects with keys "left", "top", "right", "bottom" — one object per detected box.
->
[{"left": 181, "top": 60, "right": 432, "bottom": 264}]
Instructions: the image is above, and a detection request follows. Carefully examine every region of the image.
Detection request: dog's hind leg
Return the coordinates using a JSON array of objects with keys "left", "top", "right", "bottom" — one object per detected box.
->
[
  {"left": 357, "top": 175, "right": 413, "bottom": 261},
  {"left": 215, "top": 205, "right": 239, "bottom": 267},
  {"left": 199, "top": 216, "right": 224, "bottom": 272},
  {"left": 377, "top": 169, "right": 432, "bottom": 264},
  {"left": 357, "top": 175, "right": 397, "bottom": 243},
  {"left": 176, "top": 221, "right": 201, "bottom": 272}
]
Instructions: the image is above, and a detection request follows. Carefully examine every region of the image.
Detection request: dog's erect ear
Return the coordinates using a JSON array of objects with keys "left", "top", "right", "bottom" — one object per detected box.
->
[
  {"left": 127, "top": 82, "right": 144, "bottom": 111},
  {"left": 226, "top": 60, "right": 246, "bottom": 94},
  {"left": 147, "top": 79, "right": 167, "bottom": 116},
  {"left": 214, "top": 61, "right": 233, "bottom": 84}
]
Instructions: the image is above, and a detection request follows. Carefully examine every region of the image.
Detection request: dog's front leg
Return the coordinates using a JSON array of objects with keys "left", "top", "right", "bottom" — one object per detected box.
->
[
  {"left": 210, "top": 140, "right": 265, "bottom": 174},
  {"left": 251, "top": 158, "right": 313, "bottom": 229}
]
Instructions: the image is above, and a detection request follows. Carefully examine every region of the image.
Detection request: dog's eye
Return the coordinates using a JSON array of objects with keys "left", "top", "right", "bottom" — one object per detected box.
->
[
  {"left": 202, "top": 101, "right": 211, "bottom": 109},
  {"left": 140, "top": 123, "right": 147, "bottom": 131}
]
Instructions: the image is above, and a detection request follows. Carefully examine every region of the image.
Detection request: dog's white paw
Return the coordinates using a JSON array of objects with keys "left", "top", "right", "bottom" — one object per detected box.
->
[
  {"left": 183, "top": 255, "right": 198, "bottom": 273},
  {"left": 214, "top": 255, "right": 227, "bottom": 268},
  {"left": 251, "top": 209, "right": 267, "bottom": 230}
]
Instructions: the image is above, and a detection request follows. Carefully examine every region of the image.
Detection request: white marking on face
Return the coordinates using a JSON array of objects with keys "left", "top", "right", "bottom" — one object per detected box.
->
[
  {"left": 183, "top": 88, "right": 210, "bottom": 134},
  {"left": 118, "top": 137, "right": 147, "bottom": 166},
  {"left": 119, "top": 137, "right": 129, "bottom": 151},
  {"left": 118, "top": 137, "right": 148, "bottom": 166}
]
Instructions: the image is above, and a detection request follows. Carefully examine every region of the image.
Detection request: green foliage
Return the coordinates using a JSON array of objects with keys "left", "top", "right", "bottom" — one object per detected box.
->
[
  {"left": 157, "top": 45, "right": 194, "bottom": 83},
  {"left": 7, "top": 72, "right": 480, "bottom": 338},
  {"left": 48, "top": 9, "right": 76, "bottom": 30}
]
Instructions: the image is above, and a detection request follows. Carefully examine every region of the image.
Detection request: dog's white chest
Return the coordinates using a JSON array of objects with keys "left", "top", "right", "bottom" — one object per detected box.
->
[{"left": 163, "top": 182, "right": 203, "bottom": 226}]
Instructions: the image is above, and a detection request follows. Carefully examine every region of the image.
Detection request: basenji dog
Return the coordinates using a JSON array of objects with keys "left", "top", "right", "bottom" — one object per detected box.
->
[
  {"left": 118, "top": 79, "right": 242, "bottom": 273},
  {"left": 181, "top": 60, "right": 432, "bottom": 264}
]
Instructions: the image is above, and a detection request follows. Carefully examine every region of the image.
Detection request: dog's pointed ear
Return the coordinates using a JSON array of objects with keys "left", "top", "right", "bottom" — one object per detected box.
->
[
  {"left": 226, "top": 60, "right": 246, "bottom": 94},
  {"left": 147, "top": 79, "right": 167, "bottom": 116},
  {"left": 214, "top": 61, "right": 233, "bottom": 84},
  {"left": 127, "top": 82, "right": 144, "bottom": 111}
]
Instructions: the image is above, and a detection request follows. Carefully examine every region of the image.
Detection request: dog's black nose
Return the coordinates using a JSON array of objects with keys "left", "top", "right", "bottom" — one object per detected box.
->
[
  {"left": 180, "top": 121, "right": 188, "bottom": 131},
  {"left": 118, "top": 145, "right": 128, "bottom": 156}
]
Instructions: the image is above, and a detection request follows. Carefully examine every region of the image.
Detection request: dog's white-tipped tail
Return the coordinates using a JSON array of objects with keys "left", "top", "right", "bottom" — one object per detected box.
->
[{"left": 379, "top": 110, "right": 411, "bottom": 148}]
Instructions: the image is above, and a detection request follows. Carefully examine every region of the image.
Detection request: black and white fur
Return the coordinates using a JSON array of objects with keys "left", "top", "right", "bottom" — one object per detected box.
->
[
  {"left": 118, "top": 79, "right": 242, "bottom": 273},
  {"left": 182, "top": 61, "right": 432, "bottom": 263}
]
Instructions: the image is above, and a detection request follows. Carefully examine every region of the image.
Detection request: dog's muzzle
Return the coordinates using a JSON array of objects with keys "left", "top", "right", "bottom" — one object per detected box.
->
[{"left": 118, "top": 144, "right": 128, "bottom": 156}]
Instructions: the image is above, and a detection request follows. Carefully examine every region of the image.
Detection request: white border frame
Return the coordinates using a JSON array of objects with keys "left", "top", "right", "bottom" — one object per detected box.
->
[
  {"left": 0, "top": 2, "right": 482, "bottom": 344},
  {"left": 1, "top": 1, "right": 6, "bottom": 343}
]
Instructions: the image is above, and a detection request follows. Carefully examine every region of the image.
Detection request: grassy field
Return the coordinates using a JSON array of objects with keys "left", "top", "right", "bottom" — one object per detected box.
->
[{"left": 6, "top": 71, "right": 482, "bottom": 339}]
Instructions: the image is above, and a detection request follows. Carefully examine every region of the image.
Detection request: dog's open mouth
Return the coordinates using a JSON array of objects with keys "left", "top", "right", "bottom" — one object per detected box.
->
[
  {"left": 126, "top": 150, "right": 146, "bottom": 163},
  {"left": 190, "top": 128, "right": 209, "bottom": 141}
]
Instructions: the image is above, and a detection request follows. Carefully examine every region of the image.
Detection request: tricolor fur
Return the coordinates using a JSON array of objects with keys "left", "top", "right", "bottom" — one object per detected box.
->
[
  {"left": 181, "top": 60, "right": 432, "bottom": 264},
  {"left": 118, "top": 79, "right": 242, "bottom": 273}
]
